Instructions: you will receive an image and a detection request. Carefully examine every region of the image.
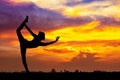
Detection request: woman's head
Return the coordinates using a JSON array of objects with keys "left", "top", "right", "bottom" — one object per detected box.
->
[{"left": 38, "top": 31, "right": 45, "bottom": 40}]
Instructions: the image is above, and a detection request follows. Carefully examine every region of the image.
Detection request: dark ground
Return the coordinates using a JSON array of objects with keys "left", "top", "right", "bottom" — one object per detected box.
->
[{"left": 0, "top": 72, "right": 120, "bottom": 80}]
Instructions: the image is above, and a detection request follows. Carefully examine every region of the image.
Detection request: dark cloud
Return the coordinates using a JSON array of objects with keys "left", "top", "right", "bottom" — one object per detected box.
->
[
  {"left": 65, "top": 0, "right": 105, "bottom": 6},
  {"left": 77, "top": 15, "right": 120, "bottom": 32},
  {"left": 105, "top": 40, "right": 120, "bottom": 47},
  {"left": 44, "top": 48, "right": 75, "bottom": 54},
  {"left": 0, "top": 50, "right": 120, "bottom": 72},
  {"left": 0, "top": 0, "right": 93, "bottom": 33},
  {"left": 82, "top": 0, "right": 104, "bottom": 3},
  {"left": 96, "top": 16, "right": 120, "bottom": 27},
  {"left": 58, "top": 51, "right": 120, "bottom": 72},
  {"left": 65, "top": 1, "right": 82, "bottom": 6}
]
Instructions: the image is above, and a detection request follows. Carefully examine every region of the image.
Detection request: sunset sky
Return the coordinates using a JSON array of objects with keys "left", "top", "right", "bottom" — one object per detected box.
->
[{"left": 0, "top": 0, "right": 120, "bottom": 72}]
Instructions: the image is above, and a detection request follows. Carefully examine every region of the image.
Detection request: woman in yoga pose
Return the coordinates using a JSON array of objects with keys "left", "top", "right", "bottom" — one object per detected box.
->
[{"left": 16, "top": 16, "right": 59, "bottom": 73}]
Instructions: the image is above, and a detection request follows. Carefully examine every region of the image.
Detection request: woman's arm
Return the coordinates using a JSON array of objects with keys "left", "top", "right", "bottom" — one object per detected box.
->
[
  {"left": 25, "top": 24, "right": 36, "bottom": 37},
  {"left": 17, "top": 16, "right": 28, "bottom": 32},
  {"left": 39, "top": 36, "right": 60, "bottom": 46}
]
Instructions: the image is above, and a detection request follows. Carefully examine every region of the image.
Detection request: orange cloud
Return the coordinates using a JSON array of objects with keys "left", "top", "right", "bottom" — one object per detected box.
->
[{"left": 1, "top": 19, "right": 120, "bottom": 63}]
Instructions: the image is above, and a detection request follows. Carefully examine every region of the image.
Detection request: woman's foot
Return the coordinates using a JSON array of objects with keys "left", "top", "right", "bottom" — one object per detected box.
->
[
  {"left": 25, "top": 16, "right": 28, "bottom": 22},
  {"left": 23, "top": 16, "right": 28, "bottom": 23}
]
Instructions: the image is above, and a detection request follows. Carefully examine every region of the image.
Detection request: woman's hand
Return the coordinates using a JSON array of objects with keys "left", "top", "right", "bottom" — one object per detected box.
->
[{"left": 56, "top": 36, "right": 60, "bottom": 41}]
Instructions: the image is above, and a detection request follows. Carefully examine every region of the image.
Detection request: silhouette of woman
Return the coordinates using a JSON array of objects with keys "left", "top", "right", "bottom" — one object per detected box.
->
[{"left": 16, "top": 16, "right": 60, "bottom": 73}]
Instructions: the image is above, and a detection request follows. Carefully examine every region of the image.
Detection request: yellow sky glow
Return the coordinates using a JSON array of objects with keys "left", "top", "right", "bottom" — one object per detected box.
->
[{"left": 1, "top": 20, "right": 120, "bottom": 62}]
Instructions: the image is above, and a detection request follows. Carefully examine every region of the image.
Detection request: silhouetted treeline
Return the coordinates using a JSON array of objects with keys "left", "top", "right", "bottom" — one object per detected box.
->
[
  {"left": 0, "top": 71, "right": 120, "bottom": 80},
  {"left": 50, "top": 68, "right": 118, "bottom": 73}
]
